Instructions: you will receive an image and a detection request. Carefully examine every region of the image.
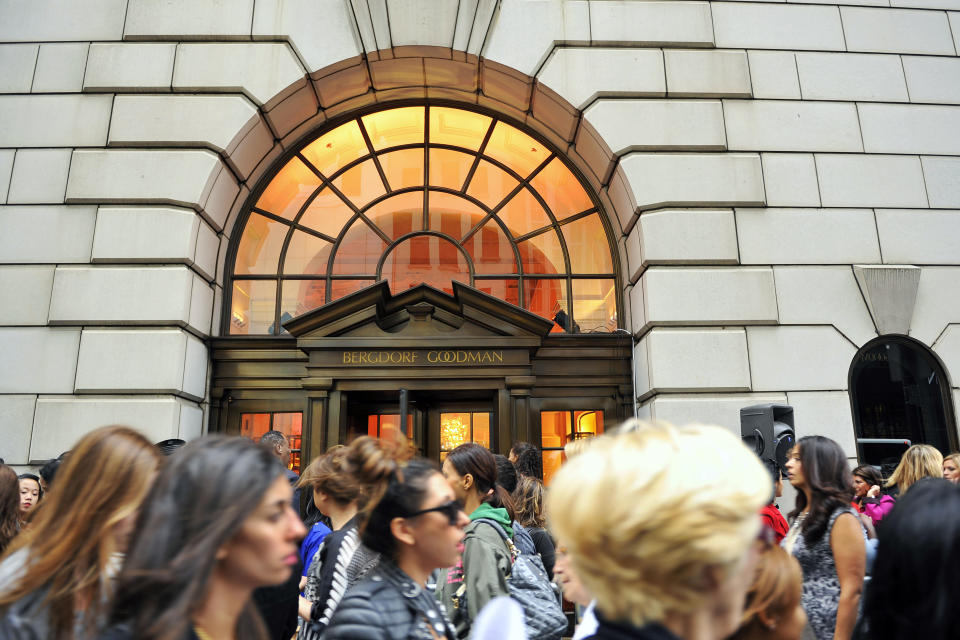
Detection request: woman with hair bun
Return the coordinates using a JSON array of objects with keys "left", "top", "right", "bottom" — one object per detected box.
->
[
  {"left": 0, "top": 425, "right": 162, "bottom": 640},
  {"left": 548, "top": 421, "right": 770, "bottom": 640},
  {"left": 783, "top": 436, "right": 865, "bottom": 640},
  {"left": 322, "top": 436, "right": 468, "bottom": 640},
  {"left": 437, "top": 443, "right": 516, "bottom": 639},
  {"left": 297, "top": 444, "right": 380, "bottom": 640},
  {"left": 104, "top": 435, "right": 306, "bottom": 640},
  {"left": 729, "top": 544, "right": 807, "bottom": 640}
]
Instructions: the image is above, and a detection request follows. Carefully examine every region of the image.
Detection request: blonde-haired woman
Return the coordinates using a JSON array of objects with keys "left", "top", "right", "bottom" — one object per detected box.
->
[
  {"left": 547, "top": 421, "right": 770, "bottom": 640},
  {"left": 942, "top": 452, "right": 960, "bottom": 484},
  {"left": 729, "top": 545, "right": 807, "bottom": 640},
  {"left": 886, "top": 444, "right": 943, "bottom": 497},
  {"left": 0, "top": 425, "right": 162, "bottom": 639}
]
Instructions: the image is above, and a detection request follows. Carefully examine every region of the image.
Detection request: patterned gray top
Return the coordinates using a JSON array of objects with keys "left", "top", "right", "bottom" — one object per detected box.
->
[{"left": 783, "top": 505, "right": 864, "bottom": 640}]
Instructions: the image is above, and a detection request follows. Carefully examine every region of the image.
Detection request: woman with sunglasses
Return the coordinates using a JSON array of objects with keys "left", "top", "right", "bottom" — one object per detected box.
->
[{"left": 322, "top": 437, "right": 468, "bottom": 640}]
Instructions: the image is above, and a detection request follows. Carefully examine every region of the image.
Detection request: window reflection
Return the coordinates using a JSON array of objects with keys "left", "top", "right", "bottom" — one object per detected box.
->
[{"left": 230, "top": 105, "right": 617, "bottom": 334}]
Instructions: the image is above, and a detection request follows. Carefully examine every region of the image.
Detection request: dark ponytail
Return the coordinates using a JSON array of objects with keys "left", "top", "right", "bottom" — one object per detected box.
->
[{"left": 446, "top": 443, "right": 515, "bottom": 521}]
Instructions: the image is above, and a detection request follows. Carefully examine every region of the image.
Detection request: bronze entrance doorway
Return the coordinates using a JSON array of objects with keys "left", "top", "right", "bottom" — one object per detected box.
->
[
  {"left": 346, "top": 390, "right": 495, "bottom": 461},
  {"left": 210, "top": 282, "right": 632, "bottom": 478}
]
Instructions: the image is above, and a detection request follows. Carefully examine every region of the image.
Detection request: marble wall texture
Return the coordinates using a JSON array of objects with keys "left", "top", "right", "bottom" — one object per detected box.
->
[{"left": 1, "top": 0, "right": 959, "bottom": 466}]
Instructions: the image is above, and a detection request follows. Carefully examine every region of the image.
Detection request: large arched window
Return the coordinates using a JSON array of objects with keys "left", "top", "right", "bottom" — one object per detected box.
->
[
  {"left": 227, "top": 105, "right": 618, "bottom": 335},
  {"left": 850, "top": 336, "right": 957, "bottom": 470}
]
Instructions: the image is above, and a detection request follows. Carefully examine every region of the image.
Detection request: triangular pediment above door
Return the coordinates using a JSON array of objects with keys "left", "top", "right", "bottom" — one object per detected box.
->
[{"left": 282, "top": 281, "right": 556, "bottom": 340}]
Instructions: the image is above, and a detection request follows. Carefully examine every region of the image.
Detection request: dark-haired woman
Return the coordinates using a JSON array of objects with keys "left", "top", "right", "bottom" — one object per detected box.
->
[
  {"left": 17, "top": 474, "right": 41, "bottom": 524},
  {"left": 437, "top": 443, "right": 516, "bottom": 639},
  {"left": 782, "top": 436, "right": 865, "bottom": 640},
  {"left": 0, "top": 465, "right": 20, "bottom": 554},
  {"left": 322, "top": 437, "right": 467, "bottom": 640},
  {"left": 0, "top": 426, "right": 162, "bottom": 640},
  {"left": 851, "top": 465, "right": 893, "bottom": 528},
  {"left": 297, "top": 444, "right": 379, "bottom": 640},
  {"left": 104, "top": 435, "right": 306, "bottom": 640},
  {"left": 854, "top": 478, "right": 960, "bottom": 640}
]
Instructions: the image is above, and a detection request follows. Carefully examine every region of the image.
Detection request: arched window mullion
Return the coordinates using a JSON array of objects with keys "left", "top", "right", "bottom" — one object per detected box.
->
[
  {"left": 357, "top": 117, "right": 393, "bottom": 194},
  {"left": 460, "top": 119, "right": 497, "bottom": 193},
  {"left": 423, "top": 106, "right": 431, "bottom": 230}
]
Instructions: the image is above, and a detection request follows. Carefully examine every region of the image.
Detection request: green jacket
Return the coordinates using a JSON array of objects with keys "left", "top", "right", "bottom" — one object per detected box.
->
[{"left": 435, "top": 505, "right": 513, "bottom": 639}]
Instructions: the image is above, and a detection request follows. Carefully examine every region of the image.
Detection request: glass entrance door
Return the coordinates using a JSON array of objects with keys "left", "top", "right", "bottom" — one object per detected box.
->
[{"left": 437, "top": 410, "right": 492, "bottom": 460}]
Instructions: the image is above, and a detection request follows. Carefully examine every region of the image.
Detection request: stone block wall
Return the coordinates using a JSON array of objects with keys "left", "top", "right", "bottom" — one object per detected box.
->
[{"left": 1, "top": 0, "right": 958, "bottom": 465}]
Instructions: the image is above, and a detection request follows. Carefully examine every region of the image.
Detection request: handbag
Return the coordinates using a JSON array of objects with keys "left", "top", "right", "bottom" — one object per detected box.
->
[{"left": 473, "top": 518, "right": 568, "bottom": 640}]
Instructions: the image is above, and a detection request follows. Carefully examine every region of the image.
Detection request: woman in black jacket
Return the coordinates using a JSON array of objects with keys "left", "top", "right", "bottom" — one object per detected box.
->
[{"left": 322, "top": 437, "right": 469, "bottom": 640}]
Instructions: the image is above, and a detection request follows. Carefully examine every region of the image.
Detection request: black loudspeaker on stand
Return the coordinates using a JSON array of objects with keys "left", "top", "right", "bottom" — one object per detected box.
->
[{"left": 740, "top": 403, "right": 796, "bottom": 473}]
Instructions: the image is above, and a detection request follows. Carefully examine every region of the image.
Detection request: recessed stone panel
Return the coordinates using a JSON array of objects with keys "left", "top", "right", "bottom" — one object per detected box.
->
[
  {"left": 640, "top": 328, "right": 752, "bottom": 397},
  {"left": 0, "top": 396, "right": 37, "bottom": 464},
  {"left": 785, "top": 391, "right": 858, "bottom": 454},
  {"left": 859, "top": 104, "right": 960, "bottom": 155},
  {"left": 724, "top": 100, "right": 863, "bottom": 152},
  {"left": 0, "top": 95, "right": 112, "bottom": 147},
  {"left": 796, "top": 52, "right": 908, "bottom": 102},
  {"left": 748, "top": 51, "right": 801, "bottom": 99},
  {"left": 173, "top": 43, "right": 307, "bottom": 107},
  {"left": 0, "top": 0, "right": 127, "bottom": 42},
  {"left": 66, "top": 149, "right": 233, "bottom": 221},
  {"left": 875, "top": 209, "right": 960, "bottom": 264},
  {"left": 921, "top": 156, "right": 960, "bottom": 209},
  {"left": 30, "top": 396, "right": 198, "bottom": 460},
  {"left": 0, "top": 328, "right": 81, "bottom": 394},
  {"left": 841, "top": 7, "right": 956, "bottom": 55},
  {"left": 92, "top": 206, "right": 199, "bottom": 264},
  {"left": 911, "top": 267, "right": 960, "bottom": 346},
  {"left": 713, "top": 3, "right": 846, "bottom": 51},
  {"left": 32, "top": 43, "right": 88, "bottom": 93},
  {"left": 665, "top": 49, "right": 751, "bottom": 97},
  {"left": 638, "top": 209, "right": 739, "bottom": 266},
  {"left": 83, "top": 43, "right": 176, "bottom": 92},
  {"left": 125, "top": 0, "right": 254, "bottom": 39},
  {"left": 7, "top": 149, "right": 72, "bottom": 204},
  {"left": 585, "top": 100, "right": 725, "bottom": 154},
  {"left": 537, "top": 48, "right": 664, "bottom": 109},
  {"left": 75, "top": 329, "right": 194, "bottom": 396},
  {"left": 736, "top": 208, "right": 881, "bottom": 264},
  {"left": 773, "top": 266, "right": 877, "bottom": 346},
  {"left": 253, "top": 0, "right": 361, "bottom": 73},
  {"left": 0, "top": 205, "right": 96, "bottom": 264},
  {"left": 49, "top": 266, "right": 195, "bottom": 326},
  {"left": 0, "top": 44, "right": 39, "bottom": 93},
  {"left": 815, "top": 154, "right": 928, "bottom": 208},
  {"left": 589, "top": 1, "right": 714, "bottom": 47},
  {"left": 619, "top": 153, "right": 765, "bottom": 211},
  {"left": 643, "top": 393, "right": 788, "bottom": 434},
  {"left": 0, "top": 266, "right": 55, "bottom": 325},
  {"left": 642, "top": 267, "right": 778, "bottom": 326},
  {"left": 903, "top": 56, "right": 960, "bottom": 104},
  {"left": 747, "top": 326, "right": 856, "bottom": 391},
  {"left": 761, "top": 153, "right": 821, "bottom": 207}
]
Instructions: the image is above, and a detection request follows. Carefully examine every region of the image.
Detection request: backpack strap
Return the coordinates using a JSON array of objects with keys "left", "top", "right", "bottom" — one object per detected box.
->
[{"left": 472, "top": 517, "right": 518, "bottom": 561}]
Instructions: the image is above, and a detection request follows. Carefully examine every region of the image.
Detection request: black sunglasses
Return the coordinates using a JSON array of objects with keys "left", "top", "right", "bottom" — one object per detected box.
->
[{"left": 404, "top": 500, "right": 463, "bottom": 525}]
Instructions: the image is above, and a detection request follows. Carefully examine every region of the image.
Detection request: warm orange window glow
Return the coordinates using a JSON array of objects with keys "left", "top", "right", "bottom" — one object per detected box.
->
[
  {"left": 540, "top": 410, "right": 604, "bottom": 485},
  {"left": 241, "top": 412, "right": 304, "bottom": 473},
  {"left": 229, "top": 105, "right": 617, "bottom": 335}
]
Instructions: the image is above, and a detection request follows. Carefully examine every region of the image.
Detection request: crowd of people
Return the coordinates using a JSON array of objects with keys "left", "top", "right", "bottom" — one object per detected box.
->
[{"left": 0, "top": 421, "right": 958, "bottom": 640}]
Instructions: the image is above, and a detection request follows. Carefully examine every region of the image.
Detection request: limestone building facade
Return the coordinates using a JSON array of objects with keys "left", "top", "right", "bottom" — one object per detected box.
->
[{"left": 1, "top": 0, "right": 959, "bottom": 473}]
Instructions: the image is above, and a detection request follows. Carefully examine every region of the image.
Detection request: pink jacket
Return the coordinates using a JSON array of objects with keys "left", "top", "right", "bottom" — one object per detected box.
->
[{"left": 861, "top": 495, "right": 895, "bottom": 526}]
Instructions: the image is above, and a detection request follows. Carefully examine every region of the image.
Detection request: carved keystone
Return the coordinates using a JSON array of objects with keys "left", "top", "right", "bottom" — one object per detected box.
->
[{"left": 852, "top": 265, "right": 921, "bottom": 336}]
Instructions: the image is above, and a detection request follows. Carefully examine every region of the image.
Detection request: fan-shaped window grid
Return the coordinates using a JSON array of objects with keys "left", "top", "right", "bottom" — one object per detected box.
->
[{"left": 230, "top": 106, "right": 617, "bottom": 335}]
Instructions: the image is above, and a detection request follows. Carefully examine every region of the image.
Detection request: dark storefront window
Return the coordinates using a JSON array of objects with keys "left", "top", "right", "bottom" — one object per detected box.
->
[
  {"left": 241, "top": 411, "right": 303, "bottom": 473},
  {"left": 540, "top": 410, "right": 604, "bottom": 485},
  {"left": 850, "top": 337, "right": 956, "bottom": 473}
]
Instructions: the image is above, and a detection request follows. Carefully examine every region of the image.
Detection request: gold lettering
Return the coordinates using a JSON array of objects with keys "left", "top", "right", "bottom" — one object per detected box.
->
[
  {"left": 427, "top": 351, "right": 438, "bottom": 363},
  {"left": 494, "top": 351, "right": 503, "bottom": 363}
]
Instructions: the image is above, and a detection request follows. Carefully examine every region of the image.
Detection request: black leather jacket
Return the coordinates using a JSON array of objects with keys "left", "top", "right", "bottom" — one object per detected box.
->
[{"left": 322, "top": 561, "right": 456, "bottom": 640}]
